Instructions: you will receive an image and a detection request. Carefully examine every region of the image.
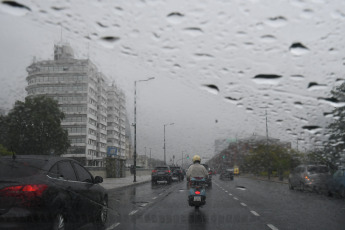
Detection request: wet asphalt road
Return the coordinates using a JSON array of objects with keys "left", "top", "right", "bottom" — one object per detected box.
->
[{"left": 82, "top": 175, "right": 345, "bottom": 230}]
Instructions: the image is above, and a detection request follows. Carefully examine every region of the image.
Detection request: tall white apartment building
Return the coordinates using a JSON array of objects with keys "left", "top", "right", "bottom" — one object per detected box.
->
[
  {"left": 25, "top": 43, "right": 127, "bottom": 167},
  {"left": 106, "top": 84, "right": 126, "bottom": 157}
]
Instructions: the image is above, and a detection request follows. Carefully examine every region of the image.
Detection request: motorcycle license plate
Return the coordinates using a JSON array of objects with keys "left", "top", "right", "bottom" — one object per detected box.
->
[{"left": 194, "top": 196, "right": 201, "bottom": 201}]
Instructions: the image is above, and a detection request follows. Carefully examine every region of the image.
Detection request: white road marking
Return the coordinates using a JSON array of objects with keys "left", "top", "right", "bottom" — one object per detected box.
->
[
  {"left": 159, "top": 193, "right": 163, "bottom": 196},
  {"left": 251, "top": 211, "right": 260, "bottom": 216},
  {"left": 267, "top": 224, "right": 279, "bottom": 230},
  {"left": 236, "top": 187, "right": 246, "bottom": 190},
  {"left": 241, "top": 203, "right": 247, "bottom": 206},
  {"left": 233, "top": 197, "right": 238, "bottom": 200},
  {"left": 229, "top": 193, "right": 232, "bottom": 196},
  {"left": 152, "top": 196, "right": 157, "bottom": 200},
  {"left": 105, "top": 222, "right": 120, "bottom": 230},
  {"left": 140, "top": 203, "right": 148, "bottom": 207},
  {"left": 225, "top": 190, "right": 228, "bottom": 192},
  {"left": 129, "top": 210, "right": 138, "bottom": 216}
]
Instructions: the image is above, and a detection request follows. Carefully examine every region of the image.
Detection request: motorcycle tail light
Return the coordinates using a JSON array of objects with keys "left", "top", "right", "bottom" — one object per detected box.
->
[{"left": 195, "top": 191, "right": 201, "bottom": 195}]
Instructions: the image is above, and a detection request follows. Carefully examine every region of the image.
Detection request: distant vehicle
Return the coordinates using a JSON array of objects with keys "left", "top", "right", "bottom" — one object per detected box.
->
[
  {"left": 328, "top": 168, "right": 345, "bottom": 197},
  {"left": 169, "top": 166, "right": 184, "bottom": 181},
  {"left": 0, "top": 155, "right": 108, "bottom": 230},
  {"left": 234, "top": 166, "right": 240, "bottom": 175},
  {"left": 220, "top": 168, "right": 234, "bottom": 181},
  {"left": 288, "top": 165, "right": 331, "bottom": 193},
  {"left": 151, "top": 166, "right": 172, "bottom": 184}
]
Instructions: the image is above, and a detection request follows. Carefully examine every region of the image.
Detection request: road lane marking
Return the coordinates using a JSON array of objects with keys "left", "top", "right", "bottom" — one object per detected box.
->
[
  {"left": 152, "top": 196, "right": 157, "bottom": 200},
  {"left": 105, "top": 222, "right": 120, "bottom": 230},
  {"left": 241, "top": 203, "right": 247, "bottom": 206},
  {"left": 129, "top": 210, "right": 138, "bottom": 216},
  {"left": 225, "top": 190, "right": 228, "bottom": 192},
  {"left": 233, "top": 197, "right": 238, "bottom": 200},
  {"left": 250, "top": 211, "right": 260, "bottom": 216},
  {"left": 140, "top": 203, "right": 148, "bottom": 207},
  {"left": 267, "top": 224, "right": 279, "bottom": 230},
  {"left": 159, "top": 193, "right": 163, "bottom": 196},
  {"left": 229, "top": 193, "right": 232, "bottom": 196}
]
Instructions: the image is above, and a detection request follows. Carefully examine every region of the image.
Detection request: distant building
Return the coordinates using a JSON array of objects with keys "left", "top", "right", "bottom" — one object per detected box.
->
[
  {"left": 106, "top": 84, "right": 126, "bottom": 157},
  {"left": 25, "top": 43, "right": 129, "bottom": 166}
]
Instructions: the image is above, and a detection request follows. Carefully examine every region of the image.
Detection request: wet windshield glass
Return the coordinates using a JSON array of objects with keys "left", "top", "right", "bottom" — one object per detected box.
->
[{"left": 1, "top": 0, "right": 345, "bottom": 229}]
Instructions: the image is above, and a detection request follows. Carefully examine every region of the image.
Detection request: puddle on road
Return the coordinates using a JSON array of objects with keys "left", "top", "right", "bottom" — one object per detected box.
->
[{"left": 236, "top": 185, "right": 246, "bottom": 191}]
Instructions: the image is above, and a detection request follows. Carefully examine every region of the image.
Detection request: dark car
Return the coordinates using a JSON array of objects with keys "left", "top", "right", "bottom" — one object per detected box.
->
[
  {"left": 151, "top": 166, "right": 173, "bottom": 184},
  {"left": 220, "top": 169, "right": 234, "bottom": 181},
  {"left": 288, "top": 165, "right": 331, "bottom": 193},
  {"left": 0, "top": 155, "right": 108, "bottom": 230},
  {"left": 169, "top": 166, "right": 184, "bottom": 181},
  {"left": 328, "top": 168, "right": 345, "bottom": 197}
]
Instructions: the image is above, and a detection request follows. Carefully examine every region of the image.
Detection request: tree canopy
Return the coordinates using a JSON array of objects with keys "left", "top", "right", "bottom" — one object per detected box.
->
[
  {"left": 243, "top": 144, "right": 301, "bottom": 179},
  {"left": 0, "top": 96, "right": 70, "bottom": 155},
  {"left": 328, "top": 82, "right": 345, "bottom": 152}
]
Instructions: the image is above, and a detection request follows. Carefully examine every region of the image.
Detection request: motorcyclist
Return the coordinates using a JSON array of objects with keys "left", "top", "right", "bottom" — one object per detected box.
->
[{"left": 186, "top": 155, "right": 209, "bottom": 181}]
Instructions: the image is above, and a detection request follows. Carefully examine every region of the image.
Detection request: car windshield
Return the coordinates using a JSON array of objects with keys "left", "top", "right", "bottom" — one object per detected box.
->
[
  {"left": 155, "top": 167, "right": 168, "bottom": 171},
  {"left": 307, "top": 166, "right": 330, "bottom": 174},
  {"left": 0, "top": 158, "right": 46, "bottom": 179},
  {"left": 1, "top": 1, "right": 345, "bottom": 229}
]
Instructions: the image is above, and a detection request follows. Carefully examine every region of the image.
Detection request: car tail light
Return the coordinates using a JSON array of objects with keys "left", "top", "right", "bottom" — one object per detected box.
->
[
  {"left": 152, "top": 170, "right": 157, "bottom": 173},
  {"left": 0, "top": 184, "right": 48, "bottom": 199},
  {"left": 195, "top": 191, "right": 201, "bottom": 195},
  {"left": 208, "top": 171, "right": 212, "bottom": 175},
  {"left": 304, "top": 175, "right": 310, "bottom": 181},
  {"left": 165, "top": 170, "right": 171, "bottom": 173}
]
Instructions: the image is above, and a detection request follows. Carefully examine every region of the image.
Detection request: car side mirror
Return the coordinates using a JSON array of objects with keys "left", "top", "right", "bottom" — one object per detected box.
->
[{"left": 94, "top": 176, "right": 103, "bottom": 184}]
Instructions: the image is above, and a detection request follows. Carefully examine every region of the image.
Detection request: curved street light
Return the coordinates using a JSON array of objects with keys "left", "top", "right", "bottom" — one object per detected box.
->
[
  {"left": 163, "top": 123, "right": 174, "bottom": 165},
  {"left": 133, "top": 77, "right": 155, "bottom": 182}
]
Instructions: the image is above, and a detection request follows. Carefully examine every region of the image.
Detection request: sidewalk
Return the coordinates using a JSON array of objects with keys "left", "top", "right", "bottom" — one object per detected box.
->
[
  {"left": 240, "top": 174, "right": 288, "bottom": 184},
  {"left": 101, "top": 174, "right": 151, "bottom": 190}
]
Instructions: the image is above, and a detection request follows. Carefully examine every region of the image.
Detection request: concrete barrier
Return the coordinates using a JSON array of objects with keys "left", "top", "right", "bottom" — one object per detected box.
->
[{"left": 86, "top": 167, "right": 152, "bottom": 178}]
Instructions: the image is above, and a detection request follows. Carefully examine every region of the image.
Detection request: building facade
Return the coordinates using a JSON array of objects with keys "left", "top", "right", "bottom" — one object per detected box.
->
[{"left": 25, "top": 43, "right": 129, "bottom": 166}]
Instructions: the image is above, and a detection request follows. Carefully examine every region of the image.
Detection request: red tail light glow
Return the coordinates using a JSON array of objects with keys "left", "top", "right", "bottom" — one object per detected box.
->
[
  {"left": 165, "top": 170, "right": 171, "bottom": 173},
  {"left": 1, "top": 184, "right": 48, "bottom": 198},
  {"left": 195, "top": 191, "right": 201, "bottom": 195},
  {"left": 152, "top": 170, "right": 157, "bottom": 173}
]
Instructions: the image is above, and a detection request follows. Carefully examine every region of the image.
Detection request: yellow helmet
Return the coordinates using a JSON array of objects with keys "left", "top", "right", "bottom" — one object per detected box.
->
[{"left": 192, "top": 155, "right": 201, "bottom": 163}]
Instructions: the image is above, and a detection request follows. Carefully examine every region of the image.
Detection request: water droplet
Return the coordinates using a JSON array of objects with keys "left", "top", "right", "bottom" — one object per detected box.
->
[
  {"left": 183, "top": 27, "right": 203, "bottom": 36},
  {"left": 265, "top": 16, "right": 287, "bottom": 27},
  {"left": 202, "top": 85, "right": 219, "bottom": 95},
  {"left": 1, "top": 0, "right": 31, "bottom": 16},
  {"left": 289, "top": 42, "right": 309, "bottom": 55},
  {"left": 167, "top": 12, "right": 184, "bottom": 24}
]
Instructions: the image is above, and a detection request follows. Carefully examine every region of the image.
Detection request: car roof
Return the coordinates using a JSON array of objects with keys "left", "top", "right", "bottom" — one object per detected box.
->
[{"left": 1, "top": 155, "right": 80, "bottom": 171}]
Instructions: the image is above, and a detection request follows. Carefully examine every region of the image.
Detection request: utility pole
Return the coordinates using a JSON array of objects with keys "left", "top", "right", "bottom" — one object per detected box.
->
[
  {"left": 150, "top": 148, "right": 152, "bottom": 168},
  {"left": 265, "top": 110, "right": 270, "bottom": 180},
  {"left": 133, "top": 77, "right": 155, "bottom": 182},
  {"left": 163, "top": 123, "right": 174, "bottom": 165}
]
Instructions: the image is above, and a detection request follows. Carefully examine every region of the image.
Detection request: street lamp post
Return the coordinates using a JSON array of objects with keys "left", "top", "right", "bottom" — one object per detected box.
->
[
  {"left": 133, "top": 77, "right": 155, "bottom": 182},
  {"left": 163, "top": 123, "right": 174, "bottom": 165}
]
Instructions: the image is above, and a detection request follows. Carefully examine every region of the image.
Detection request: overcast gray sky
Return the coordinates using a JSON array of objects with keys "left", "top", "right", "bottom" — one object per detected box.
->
[{"left": 1, "top": 0, "right": 345, "bottom": 161}]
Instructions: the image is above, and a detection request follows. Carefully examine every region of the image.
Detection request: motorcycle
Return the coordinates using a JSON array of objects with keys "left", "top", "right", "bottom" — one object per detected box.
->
[{"left": 188, "top": 177, "right": 206, "bottom": 209}]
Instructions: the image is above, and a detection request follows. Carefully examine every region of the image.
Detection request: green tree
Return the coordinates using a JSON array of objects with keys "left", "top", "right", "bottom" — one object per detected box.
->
[
  {"left": 244, "top": 144, "right": 301, "bottom": 180},
  {"left": 0, "top": 144, "right": 13, "bottom": 156},
  {"left": 4, "top": 96, "right": 70, "bottom": 155},
  {"left": 328, "top": 82, "right": 345, "bottom": 151},
  {"left": 306, "top": 146, "right": 340, "bottom": 173}
]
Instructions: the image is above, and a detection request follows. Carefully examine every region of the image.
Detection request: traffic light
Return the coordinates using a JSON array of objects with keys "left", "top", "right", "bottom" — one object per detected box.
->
[{"left": 222, "top": 155, "right": 225, "bottom": 159}]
